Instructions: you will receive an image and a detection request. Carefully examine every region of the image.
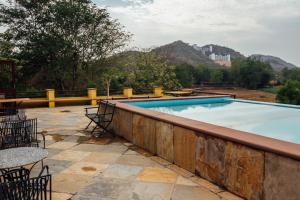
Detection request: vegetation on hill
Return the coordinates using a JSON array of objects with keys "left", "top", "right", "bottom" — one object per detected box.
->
[
  {"left": 174, "top": 59, "right": 274, "bottom": 89},
  {"left": 250, "top": 54, "right": 297, "bottom": 72},
  {"left": 281, "top": 67, "right": 300, "bottom": 82},
  {"left": 153, "top": 41, "right": 219, "bottom": 67}
]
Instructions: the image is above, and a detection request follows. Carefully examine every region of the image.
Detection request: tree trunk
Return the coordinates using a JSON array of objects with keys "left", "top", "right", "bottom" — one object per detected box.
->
[
  {"left": 106, "top": 79, "right": 111, "bottom": 98},
  {"left": 72, "top": 52, "right": 79, "bottom": 90}
]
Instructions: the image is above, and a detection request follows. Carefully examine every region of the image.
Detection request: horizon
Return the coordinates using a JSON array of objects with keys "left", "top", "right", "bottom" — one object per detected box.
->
[{"left": 94, "top": 0, "right": 300, "bottom": 67}]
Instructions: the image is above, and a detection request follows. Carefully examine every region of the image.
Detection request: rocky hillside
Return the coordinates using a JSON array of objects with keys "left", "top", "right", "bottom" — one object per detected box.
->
[
  {"left": 153, "top": 41, "right": 219, "bottom": 67},
  {"left": 249, "top": 54, "right": 298, "bottom": 71}
]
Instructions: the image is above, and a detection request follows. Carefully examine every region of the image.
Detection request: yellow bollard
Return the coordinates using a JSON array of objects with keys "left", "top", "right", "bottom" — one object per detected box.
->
[
  {"left": 123, "top": 88, "right": 133, "bottom": 98},
  {"left": 154, "top": 87, "right": 163, "bottom": 97},
  {"left": 88, "top": 88, "right": 97, "bottom": 106},
  {"left": 46, "top": 89, "right": 55, "bottom": 108}
]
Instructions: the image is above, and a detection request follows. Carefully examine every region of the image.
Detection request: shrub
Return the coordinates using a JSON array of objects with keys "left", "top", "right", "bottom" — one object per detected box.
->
[
  {"left": 87, "top": 82, "right": 97, "bottom": 89},
  {"left": 276, "top": 81, "right": 300, "bottom": 105}
]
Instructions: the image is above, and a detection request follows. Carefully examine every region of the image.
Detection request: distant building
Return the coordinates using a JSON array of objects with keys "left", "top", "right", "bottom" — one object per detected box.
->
[{"left": 193, "top": 44, "right": 232, "bottom": 67}]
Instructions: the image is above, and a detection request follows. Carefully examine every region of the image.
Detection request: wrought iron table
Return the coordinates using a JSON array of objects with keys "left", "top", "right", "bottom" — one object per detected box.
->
[{"left": 0, "top": 147, "right": 48, "bottom": 170}]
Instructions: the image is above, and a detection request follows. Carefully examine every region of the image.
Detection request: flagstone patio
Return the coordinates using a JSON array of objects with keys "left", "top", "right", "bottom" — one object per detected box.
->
[{"left": 26, "top": 106, "right": 243, "bottom": 200}]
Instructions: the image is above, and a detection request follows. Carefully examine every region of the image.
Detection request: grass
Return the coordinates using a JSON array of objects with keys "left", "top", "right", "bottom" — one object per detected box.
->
[{"left": 259, "top": 86, "right": 281, "bottom": 94}]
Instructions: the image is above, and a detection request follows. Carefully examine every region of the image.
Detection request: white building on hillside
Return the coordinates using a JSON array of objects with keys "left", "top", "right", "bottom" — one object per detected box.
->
[
  {"left": 193, "top": 44, "right": 232, "bottom": 67},
  {"left": 209, "top": 53, "right": 231, "bottom": 62}
]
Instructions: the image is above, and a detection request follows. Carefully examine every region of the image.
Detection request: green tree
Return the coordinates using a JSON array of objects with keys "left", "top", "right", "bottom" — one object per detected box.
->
[
  {"left": 0, "top": 0, "right": 130, "bottom": 90},
  {"left": 231, "top": 58, "right": 274, "bottom": 89},
  {"left": 281, "top": 68, "right": 300, "bottom": 82},
  {"left": 193, "top": 65, "right": 211, "bottom": 84},
  {"left": 175, "top": 64, "right": 194, "bottom": 87},
  {"left": 0, "top": 33, "right": 14, "bottom": 59},
  {"left": 277, "top": 81, "right": 300, "bottom": 105},
  {"left": 123, "top": 51, "right": 181, "bottom": 92},
  {"left": 210, "top": 69, "right": 224, "bottom": 83}
]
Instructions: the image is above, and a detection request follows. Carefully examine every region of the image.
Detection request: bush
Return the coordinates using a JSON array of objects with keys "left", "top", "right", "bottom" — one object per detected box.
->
[
  {"left": 276, "top": 81, "right": 300, "bottom": 105},
  {"left": 87, "top": 82, "right": 97, "bottom": 88}
]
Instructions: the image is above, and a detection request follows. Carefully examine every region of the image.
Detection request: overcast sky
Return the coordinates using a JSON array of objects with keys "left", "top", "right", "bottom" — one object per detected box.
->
[
  {"left": 95, "top": 0, "right": 300, "bottom": 66},
  {"left": 1, "top": 0, "right": 299, "bottom": 66}
]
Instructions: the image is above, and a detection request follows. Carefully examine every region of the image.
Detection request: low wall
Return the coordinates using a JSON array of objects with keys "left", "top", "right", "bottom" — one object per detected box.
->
[{"left": 108, "top": 97, "right": 300, "bottom": 200}]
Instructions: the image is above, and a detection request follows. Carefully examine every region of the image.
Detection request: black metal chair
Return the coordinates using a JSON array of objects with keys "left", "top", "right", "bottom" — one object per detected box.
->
[
  {"left": 85, "top": 100, "right": 116, "bottom": 136},
  {"left": 0, "top": 168, "right": 30, "bottom": 184},
  {"left": 0, "top": 119, "right": 45, "bottom": 150},
  {"left": 0, "top": 166, "right": 52, "bottom": 200}
]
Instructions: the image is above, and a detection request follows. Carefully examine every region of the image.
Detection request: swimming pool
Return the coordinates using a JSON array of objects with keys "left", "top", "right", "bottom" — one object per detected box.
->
[{"left": 127, "top": 97, "right": 300, "bottom": 144}]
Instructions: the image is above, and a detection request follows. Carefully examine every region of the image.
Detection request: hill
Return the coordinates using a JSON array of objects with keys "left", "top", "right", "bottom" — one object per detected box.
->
[
  {"left": 153, "top": 41, "right": 219, "bottom": 67},
  {"left": 249, "top": 54, "right": 298, "bottom": 71},
  {"left": 120, "top": 41, "right": 298, "bottom": 72}
]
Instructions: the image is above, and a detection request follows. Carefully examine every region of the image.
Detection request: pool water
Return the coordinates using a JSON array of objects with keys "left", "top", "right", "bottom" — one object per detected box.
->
[{"left": 127, "top": 97, "right": 300, "bottom": 144}]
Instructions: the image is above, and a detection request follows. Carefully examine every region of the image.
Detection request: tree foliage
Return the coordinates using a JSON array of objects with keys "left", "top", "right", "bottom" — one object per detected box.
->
[
  {"left": 281, "top": 68, "right": 300, "bottom": 82},
  {"left": 175, "top": 64, "right": 194, "bottom": 87},
  {"left": 0, "top": 0, "right": 130, "bottom": 90},
  {"left": 122, "top": 51, "right": 181, "bottom": 92},
  {"left": 174, "top": 64, "right": 230, "bottom": 87},
  {"left": 277, "top": 81, "right": 300, "bottom": 105},
  {"left": 231, "top": 59, "right": 274, "bottom": 89}
]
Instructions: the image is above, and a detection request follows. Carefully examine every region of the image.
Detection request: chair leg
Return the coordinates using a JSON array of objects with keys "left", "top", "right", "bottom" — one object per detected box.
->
[
  {"left": 85, "top": 120, "right": 93, "bottom": 130},
  {"left": 90, "top": 125, "right": 98, "bottom": 135}
]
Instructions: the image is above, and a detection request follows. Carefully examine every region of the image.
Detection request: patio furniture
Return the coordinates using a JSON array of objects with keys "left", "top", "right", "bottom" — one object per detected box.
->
[
  {"left": 0, "top": 147, "right": 48, "bottom": 172},
  {"left": 0, "top": 167, "right": 30, "bottom": 183},
  {"left": 85, "top": 100, "right": 116, "bottom": 136},
  {"left": 0, "top": 118, "right": 45, "bottom": 149},
  {"left": 165, "top": 91, "right": 193, "bottom": 97},
  {"left": 0, "top": 165, "right": 52, "bottom": 200}
]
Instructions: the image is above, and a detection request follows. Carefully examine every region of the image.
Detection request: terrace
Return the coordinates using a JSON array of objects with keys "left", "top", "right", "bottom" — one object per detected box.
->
[{"left": 24, "top": 105, "right": 242, "bottom": 200}]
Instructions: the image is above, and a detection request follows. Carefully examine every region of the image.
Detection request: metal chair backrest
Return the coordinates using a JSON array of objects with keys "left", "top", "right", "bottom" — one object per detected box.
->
[
  {"left": 0, "top": 118, "right": 38, "bottom": 149},
  {"left": 96, "top": 100, "right": 108, "bottom": 115},
  {"left": 0, "top": 167, "right": 52, "bottom": 200},
  {"left": 105, "top": 101, "right": 116, "bottom": 122},
  {"left": 0, "top": 168, "right": 30, "bottom": 184},
  {"left": 97, "top": 100, "right": 116, "bottom": 122}
]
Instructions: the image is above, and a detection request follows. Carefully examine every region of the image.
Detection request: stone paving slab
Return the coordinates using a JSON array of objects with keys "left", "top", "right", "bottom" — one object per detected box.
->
[
  {"left": 61, "top": 161, "right": 108, "bottom": 176},
  {"left": 137, "top": 167, "right": 178, "bottom": 183},
  {"left": 102, "top": 164, "right": 143, "bottom": 180},
  {"left": 44, "top": 159, "right": 74, "bottom": 175},
  {"left": 172, "top": 185, "right": 221, "bottom": 200},
  {"left": 25, "top": 106, "right": 244, "bottom": 200},
  {"left": 176, "top": 176, "right": 198, "bottom": 186},
  {"left": 131, "top": 181, "right": 174, "bottom": 200},
  {"left": 72, "top": 178, "right": 134, "bottom": 200},
  {"left": 116, "top": 154, "right": 162, "bottom": 167},
  {"left": 47, "top": 141, "right": 78, "bottom": 150},
  {"left": 52, "top": 192, "right": 73, "bottom": 200},
  {"left": 82, "top": 152, "right": 122, "bottom": 164},
  {"left": 50, "top": 150, "right": 91, "bottom": 162},
  {"left": 53, "top": 173, "right": 93, "bottom": 194}
]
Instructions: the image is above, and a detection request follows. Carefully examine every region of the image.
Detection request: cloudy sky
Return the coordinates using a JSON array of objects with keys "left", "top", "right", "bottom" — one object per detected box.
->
[{"left": 94, "top": 0, "right": 300, "bottom": 66}]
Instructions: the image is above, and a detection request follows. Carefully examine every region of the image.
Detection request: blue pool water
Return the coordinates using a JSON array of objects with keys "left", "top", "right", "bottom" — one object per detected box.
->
[{"left": 127, "top": 97, "right": 300, "bottom": 144}]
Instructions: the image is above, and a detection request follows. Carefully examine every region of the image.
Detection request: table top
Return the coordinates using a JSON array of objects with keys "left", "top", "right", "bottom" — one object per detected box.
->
[
  {"left": 0, "top": 98, "right": 30, "bottom": 103},
  {"left": 0, "top": 147, "right": 48, "bottom": 169}
]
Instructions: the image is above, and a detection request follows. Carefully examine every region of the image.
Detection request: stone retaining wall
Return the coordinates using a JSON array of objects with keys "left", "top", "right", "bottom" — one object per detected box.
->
[{"left": 110, "top": 103, "right": 300, "bottom": 200}]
